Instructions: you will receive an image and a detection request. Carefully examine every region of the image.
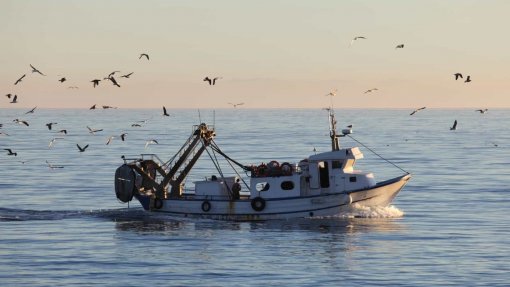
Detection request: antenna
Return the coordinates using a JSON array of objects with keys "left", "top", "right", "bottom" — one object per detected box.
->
[
  {"left": 213, "top": 110, "right": 216, "bottom": 129},
  {"left": 197, "top": 109, "right": 202, "bottom": 124}
]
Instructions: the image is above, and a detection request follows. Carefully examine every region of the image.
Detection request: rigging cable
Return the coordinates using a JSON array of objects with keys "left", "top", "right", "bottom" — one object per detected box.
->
[{"left": 346, "top": 134, "right": 409, "bottom": 174}]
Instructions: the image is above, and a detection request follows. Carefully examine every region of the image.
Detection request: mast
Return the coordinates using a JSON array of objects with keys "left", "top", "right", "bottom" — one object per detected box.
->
[{"left": 329, "top": 108, "right": 340, "bottom": 151}]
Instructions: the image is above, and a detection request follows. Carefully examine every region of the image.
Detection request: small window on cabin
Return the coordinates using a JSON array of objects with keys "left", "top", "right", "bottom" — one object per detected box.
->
[
  {"left": 332, "top": 160, "right": 343, "bottom": 169},
  {"left": 281, "top": 181, "right": 295, "bottom": 190},
  {"left": 349, "top": 176, "right": 357, "bottom": 183},
  {"left": 256, "top": 182, "right": 270, "bottom": 192}
]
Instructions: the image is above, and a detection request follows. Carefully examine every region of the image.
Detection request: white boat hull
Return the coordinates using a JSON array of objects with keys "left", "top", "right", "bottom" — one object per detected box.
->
[{"left": 134, "top": 174, "right": 411, "bottom": 221}]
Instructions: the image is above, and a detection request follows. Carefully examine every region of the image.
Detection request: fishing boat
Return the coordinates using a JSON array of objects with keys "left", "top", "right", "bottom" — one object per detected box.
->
[{"left": 114, "top": 109, "right": 411, "bottom": 221}]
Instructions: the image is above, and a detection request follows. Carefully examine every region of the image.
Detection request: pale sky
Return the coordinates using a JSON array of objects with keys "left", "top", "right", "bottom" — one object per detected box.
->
[{"left": 1, "top": 0, "right": 509, "bottom": 109}]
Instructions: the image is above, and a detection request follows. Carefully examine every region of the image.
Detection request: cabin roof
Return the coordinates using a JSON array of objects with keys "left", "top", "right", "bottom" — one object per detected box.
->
[{"left": 308, "top": 147, "right": 363, "bottom": 161}]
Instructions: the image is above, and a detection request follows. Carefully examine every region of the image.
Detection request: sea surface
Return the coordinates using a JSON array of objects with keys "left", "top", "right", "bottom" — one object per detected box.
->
[{"left": 0, "top": 108, "right": 509, "bottom": 286}]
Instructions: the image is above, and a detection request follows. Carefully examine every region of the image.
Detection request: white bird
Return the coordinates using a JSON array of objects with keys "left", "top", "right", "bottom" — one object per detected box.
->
[
  {"left": 46, "top": 160, "right": 64, "bottom": 169},
  {"left": 106, "top": 136, "right": 115, "bottom": 145},
  {"left": 49, "top": 137, "right": 64, "bottom": 148},
  {"left": 364, "top": 88, "right": 378, "bottom": 94},
  {"left": 145, "top": 139, "right": 159, "bottom": 149},
  {"left": 475, "top": 109, "right": 488, "bottom": 114},
  {"left": 325, "top": 89, "right": 338, "bottom": 97},
  {"left": 87, "top": 126, "right": 103, "bottom": 135},
  {"left": 13, "top": 118, "right": 29, "bottom": 126}
]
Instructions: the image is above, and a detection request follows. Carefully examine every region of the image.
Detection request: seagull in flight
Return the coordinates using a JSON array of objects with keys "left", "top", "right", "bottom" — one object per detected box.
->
[
  {"left": 76, "top": 144, "right": 89, "bottom": 152},
  {"left": 25, "top": 106, "right": 37, "bottom": 114},
  {"left": 4, "top": 148, "right": 17, "bottom": 156},
  {"left": 139, "top": 53, "right": 149, "bottom": 60},
  {"left": 59, "top": 77, "right": 66, "bottom": 83},
  {"left": 102, "top": 105, "right": 117, "bottom": 109},
  {"left": 106, "top": 136, "right": 115, "bottom": 145},
  {"left": 105, "top": 76, "right": 121, "bottom": 87},
  {"left": 410, "top": 107, "right": 426, "bottom": 116},
  {"left": 121, "top": 72, "right": 133, "bottom": 78},
  {"left": 228, "top": 102, "right": 244, "bottom": 108},
  {"left": 364, "top": 88, "right": 378, "bottom": 94},
  {"left": 89, "top": 104, "right": 97, "bottom": 110},
  {"left": 120, "top": 133, "right": 127, "bottom": 141},
  {"left": 163, "top": 106, "right": 170, "bottom": 116},
  {"left": 464, "top": 75, "right": 471, "bottom": 83},
  {"left": 475, "top": 108, "right": 488, "bottom": 114},
  {"left": 450, "top": 120, "right": 458, "bottom": 130},
  {"left": 30, "top": 64, "right": 45, "bottom": 76},
  {"left": 350, "top": 36, "right": 366, "bottom": 46},
  {"left": 203, "top": 77, "right": 222, "bottom": 85},
  {"left": 14, "top": 74, "right": 26, "bottom": 85},
  {"left": 46, "top": 122, "right": 57, "bottom": 130},
  {"left": 48, "top": 137, "right": 64, "bottom": 148},
  {"left": 46, "top": 160, "right": 64, "bottom": 169},
  {"left": 454, "top": 73, "right": 463, "bottom": 80},
  {"left": 325, "top": 89, "right": 338, "bottom": 97},
  {"left": 87, "top": 126, "right": 103, "bottom": 135},
  {"left": 58, "top": 129, "right": 68, "bottom": 135},
  {"left": 395, "top": 44, "right": 404, "bottom": 49},
  {"left": 13, "top": 119, "right": 29, "bottom": 126},
  {"left": 91, "top": 79, "right": 101, "bottom": 88},
  {"left": 145, "top": 139, "right": 159, "bottom": 149},
  {"left": 9, "top": 95, "right": 18, "bottom": 103}
]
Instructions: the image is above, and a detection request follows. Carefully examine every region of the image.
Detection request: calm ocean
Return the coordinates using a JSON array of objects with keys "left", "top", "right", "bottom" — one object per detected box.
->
[{"left": 0, "top": 108, "right": 509, "bottom": 286}]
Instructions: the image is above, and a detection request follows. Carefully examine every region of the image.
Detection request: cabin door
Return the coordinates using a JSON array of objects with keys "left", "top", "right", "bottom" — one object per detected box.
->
[{"left": 309, "top": 162, "right": 320, "bottom": 189}]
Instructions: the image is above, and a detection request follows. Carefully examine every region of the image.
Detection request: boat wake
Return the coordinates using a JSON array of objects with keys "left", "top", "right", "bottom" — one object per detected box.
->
[
  {"left": 332, "top": 204, "right": 404, "bottom": 219},
  {"left": 0, "top": 207, "right": 144, "bottom": 222}
]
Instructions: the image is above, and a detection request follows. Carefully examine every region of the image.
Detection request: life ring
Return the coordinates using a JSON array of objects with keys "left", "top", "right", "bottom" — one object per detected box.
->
[
  {"left": 153, "top": 197, "right": 163, "bottom": 209},
  {"left": 268, "top": 160, "right": 280, "bottom": 169},
  {"left": 280, "top": 162, "right": 292, "bottom": 176},
  {"left": 201, "top": 200, "right": 211, "bottom": 212},
  {"left": 251, "top": 197, "right": 266, "bottom": 212}
]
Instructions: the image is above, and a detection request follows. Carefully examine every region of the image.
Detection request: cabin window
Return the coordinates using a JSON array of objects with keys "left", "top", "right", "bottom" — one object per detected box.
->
[
  {"left": 332, "top": 160, "right": 343, "bottom": 169},
  {"left": 256, "top": 182, "right": 270, "bottom": 192},
  {"left": 281, "top": 181, "right": 295, "bottom": 190},
  {"left": 349, "top": 176, "right": 357, "bottom": 183}
]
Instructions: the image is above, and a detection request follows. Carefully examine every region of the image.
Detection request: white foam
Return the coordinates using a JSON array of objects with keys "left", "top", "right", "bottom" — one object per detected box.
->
[{"left": 335, "top": 204, "right": 404, "bottom": 219}]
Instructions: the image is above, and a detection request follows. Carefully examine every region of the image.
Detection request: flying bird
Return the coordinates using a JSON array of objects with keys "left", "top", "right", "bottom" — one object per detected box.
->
[
  {"left": 364, "top": 88, "right": 378, "bottom": 94},
  {"left": 145, "top": 139, "right": 159, "bottom": 149},
  {"left": 203, "top": 77, "right": 222, "bottom": 85},
  {"left": 91, "top": 79, "right": 101, "bottom": 88},
  {"left": 9, "top": 95, "right": 18, "bottom": 103},
  {"left": 228, "top": 102, "right": 244, "bottom": 108},
  {"left": 131, "top": 123, "right": 142, "bottom": 127},
  {"left": 350, "top": 36, "right": 366, "bottom": 46},
  {"left": 450, "top": 120, "right": 458, "bottom": 130},
  {"left": 0, "top": 132, "right": 10, "bottom": 136},
  {"left": 5, "top": 93, "right": 13, "bottom": 99},
  {"left": 163, "top": 106, "right": 170, "bottom": 116},
  {"left": 395, "top": 44, "right": 404, "bottom": 49},
  {"left": 67, "top": 86, "right": 79, "bottom": 89},
  {"left": 13, "top": 119, "right": 29, "bottom": 126},
  {"left": 25, "top": 106, "right": 37, "bottom": 114},
  {"left": 120, "top": 133, "right": 127, "bottom": 141},
  {"left": 30, "top": 64, "right": 45, "bottom": 76},
  {"left": 14, "top": 74, "right": 26, "bottom": 85},
  {"left": 139, "top": 53, "right": 149, "bottom": 60},
  {"left": 106, "top": 136, "right": 115, "bottom": 145},
  {"left": 59, "top": 77, "right": 66, "bottom": 83},
  {"left": 121, "top": 72, "right": 133, "bottom": 78},
  {"left": 46, "top": 122, "right": 57, "bottom": 130},
  {"left": 87, "top": 126, "right": 103, "bottom": 135},
  {"left": 76, "top": 144, "right": 89, "bottom": 152},
  {"left": 454, "top": 73, "right": 463, "bottom": 80},
  {"left": 325, "top": 89, "right": 338, "bottom": 97},
  {"left": 410, "top": 107, "right": 426, "bottom": 116},
  {"left": 58, "top": 129, "right": 68, "bottom": 135},
  {"left": 89, "top": 104, "right": 97, "bottom": 110},
  {"left": 475, "top": 109, "right": 488, "bottom": 114},
  {"left": 464, "top": 75, "right": 471, "bottom": 83},
  {"left": 46, "top": 160, "right": 64, "bottom": 169},
  {"left": 102, "top": 105, "right": 117, "bottom": 109},
  {"left": 48, "top": 137, "right": 64, "bottom": 148},
  {"left": 4, "top": 148, "right": 17, "bottom": 156},
  {"left": 106, "top": 76, "right": 120, "bottom": 87}
]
